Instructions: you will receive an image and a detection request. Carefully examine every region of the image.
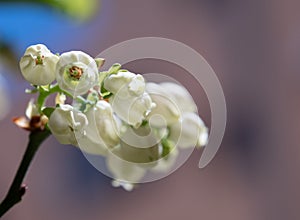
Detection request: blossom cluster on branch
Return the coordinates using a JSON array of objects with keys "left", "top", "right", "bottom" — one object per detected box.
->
[{"left": 17, "top": 44, "right": 208, "bottom": 191}]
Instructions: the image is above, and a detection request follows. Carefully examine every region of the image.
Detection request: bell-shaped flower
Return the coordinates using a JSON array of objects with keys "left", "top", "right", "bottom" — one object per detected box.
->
[
  {"left": 168, "top": 112, "right": 208, "bottom": 149},
  {"left": 77, "top": 100, "right": 120, "bottom": 156},
  {"left": 48, "top": 104, "right": 88, "bottom": 146},
  {"left": 117, "top": 125, "right": 160, "bottom": 165},
  {"left": 146, "top": 82, "right": 208, "bottom": 148},
  {"left": 145, "top": 82, "right": 181, "bottom": 127},
  {"left": 106, "top": 125, "right": 161, "bottom": 190},
  {"left": 159, "top": 82, "right": 197, "bottom": 113},
  {"left": 104, "top": 71, "right": 155, "bottom": 128},
  {"left": 55, "top": 51, "right": 98, "bottom": 96},
  {"left": 19, "top": 44, "right": 59, "bottom": 85}
]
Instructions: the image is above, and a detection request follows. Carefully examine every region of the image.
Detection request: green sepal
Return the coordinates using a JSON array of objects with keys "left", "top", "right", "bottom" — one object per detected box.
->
[
  {"left": 95, "top": 58, "right": 105, "bottom": 69},
  {"left": 98, "top": 63, "right": 123, "bottom": 97},
  {"left": 39, "top": 85, "right": 50, "bottom": 92},
  {"left": 161, "top": 138, "right": 175, "bottom": 158},
  {"left": 141, "top": 120, "right": 148, "bottom": 126},
  {"left": 99, "top": 71, "right": 111, "bottom": 97},
  {"left": 42, "top": 107, "right": 55, "bottom": 118},
  {"left": 108, "top": 63, "right": 121, "bottom": 74},
  {"left": 102, "top": 93, "right": 113, "bottom": 99}
]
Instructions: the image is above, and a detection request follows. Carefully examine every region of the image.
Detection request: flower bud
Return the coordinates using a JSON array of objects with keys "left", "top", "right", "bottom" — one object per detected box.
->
[
  {"left": 48, "top": 104, "right": 88, "bottom": 146},
  {"left": 104, "top": 71, "right": 155, "bottom": 128},
  {"left": 19, "top": 44, "right": 58, "bottom": 85},
  {"left": 55, "top": 51, "right": 98, "bottom": 96}
]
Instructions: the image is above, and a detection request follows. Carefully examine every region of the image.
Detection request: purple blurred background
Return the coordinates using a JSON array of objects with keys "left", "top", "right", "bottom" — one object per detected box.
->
[{"left": 0, "top": 0, "right": 300, "bottom": 219}]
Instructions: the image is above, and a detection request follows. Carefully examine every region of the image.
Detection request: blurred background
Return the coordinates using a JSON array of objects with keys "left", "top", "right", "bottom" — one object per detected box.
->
[{"left": 0, "top": 0, "right": 300, "bottom": 219}]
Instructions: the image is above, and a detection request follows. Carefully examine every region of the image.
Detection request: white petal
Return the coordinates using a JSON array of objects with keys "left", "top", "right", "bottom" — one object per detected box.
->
[
  {"left": 169, "top": 112, "right": 208, "bottom": 148},
  {"left": 25, "top": 99, "right": 39, "bottom": 119},
  {"left": 111, "top": 180, "right": 134, "bottom": 191},
  {"left": 160, "top": 82, "right": 197, "bottom": 113},
  {"left": 146, "top": 83, "right": 181, "bottom": 127}
]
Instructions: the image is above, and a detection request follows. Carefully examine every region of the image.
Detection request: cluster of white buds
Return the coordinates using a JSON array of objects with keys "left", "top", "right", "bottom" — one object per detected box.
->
[{"left": 19, "top": 44, "right": 208, "bottom": 191}]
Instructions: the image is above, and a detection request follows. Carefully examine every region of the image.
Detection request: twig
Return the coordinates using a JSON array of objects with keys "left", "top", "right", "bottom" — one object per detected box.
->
[{"left": 0, "top": 129, "right": 51, "bottom": 217}]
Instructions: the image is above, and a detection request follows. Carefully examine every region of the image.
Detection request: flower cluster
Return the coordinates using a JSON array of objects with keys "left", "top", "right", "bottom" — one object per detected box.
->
[{"left": 18, "top": 44, "right": 208, "bottom": 191}]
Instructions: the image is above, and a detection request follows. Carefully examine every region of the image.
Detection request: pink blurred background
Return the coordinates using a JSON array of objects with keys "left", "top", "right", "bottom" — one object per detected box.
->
[{"left": 0, "top": 0, "right": 300, "bottom": 219}]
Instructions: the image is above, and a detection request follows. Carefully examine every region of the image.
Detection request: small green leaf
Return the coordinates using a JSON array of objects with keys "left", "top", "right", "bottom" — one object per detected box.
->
[{"left": 42, "top": 107, "right": 55, "bottom": 118}]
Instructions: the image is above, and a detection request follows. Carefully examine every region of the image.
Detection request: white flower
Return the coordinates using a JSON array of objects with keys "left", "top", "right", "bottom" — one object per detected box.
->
[
  {"left": 104, "top": 71, "right": 155, "bottom": 128},
  {"left": 77, "top": 100, "right": 120, "bottom": 156},
  {"left": 146, "top": 82, "right": 208, "bottom": 148},
  {"left": 48, "top": 104, "right": 88, "bottom": 146},
  {"left": 146, "top": 82, "right": 181, "bottom": 127},
  {"left": 117, "top": 125, "right": 160, "bottom": 165},
  {"left": 159, "top": 82, "right": 197, "bottom": 113},
  {"left": 169, "top": 112, "right": 208, "bottom": 149},
  {"left": 106, "top": 125, "right": 161, "bottom": 190},
  {"left": 55, "top": 51, "right": 98, "bottom": 96},
  {"left": 106, "top": 147, "right": 147, "bottom": 189},
  {"left": 19, "top": 44, "right": 59, "bottom": 85}
]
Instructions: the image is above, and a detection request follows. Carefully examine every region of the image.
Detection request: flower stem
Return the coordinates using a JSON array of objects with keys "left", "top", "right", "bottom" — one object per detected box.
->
[{"left": 0, "top": 129, "right": 51, "bottom": 217}]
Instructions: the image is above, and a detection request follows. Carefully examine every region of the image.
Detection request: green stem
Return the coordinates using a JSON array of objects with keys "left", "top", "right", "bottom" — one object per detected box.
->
[
  {"left": 37, "top": 84, "right": 61, "bottom": 112},
  {"left": 36, "top": 84, "right": 90, "bottom": 112},
  {"left": 0, "top": 129, "right": 51, "bottom": 217}
]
